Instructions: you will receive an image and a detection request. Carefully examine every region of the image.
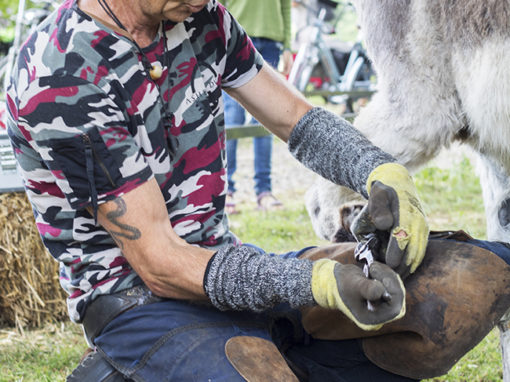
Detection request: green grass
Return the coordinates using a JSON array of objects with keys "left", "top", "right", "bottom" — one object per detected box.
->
[
  {"left": 228, "top": 199, "right": 330, "bottom": 253},
  {"left": 0, "top": 323, "right": 84, "bottom": 382},
  {"left": 0, "top": 150, "right": 504, "bottom": 381},
  {"left": 427, "top": 329, "right": 503, "bottom": 382},
  {"left": 414, "top": 157, "right": 486, "bottom": 239},
  {"left": 415, "top": 157, "right": 504, "bottom": 381}
]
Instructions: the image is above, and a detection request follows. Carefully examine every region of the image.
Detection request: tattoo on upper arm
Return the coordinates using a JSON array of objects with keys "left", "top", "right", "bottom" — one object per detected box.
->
[{"left": 106, "top": 198, "right": 141, "bottom": 250}]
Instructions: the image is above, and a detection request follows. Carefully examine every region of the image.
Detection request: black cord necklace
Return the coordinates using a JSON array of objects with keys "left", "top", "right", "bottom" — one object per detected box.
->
[
  {"left": 97, "top": 0, "right": 176, "bottom": 156},
  {"left": 97, "top": 0, "right": 163, "bottom": 80}
]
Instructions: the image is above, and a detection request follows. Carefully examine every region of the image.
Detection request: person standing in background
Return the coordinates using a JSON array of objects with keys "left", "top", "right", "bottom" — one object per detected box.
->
[{"left": 219, "top": 0, "right": 293, "bottom": 214}]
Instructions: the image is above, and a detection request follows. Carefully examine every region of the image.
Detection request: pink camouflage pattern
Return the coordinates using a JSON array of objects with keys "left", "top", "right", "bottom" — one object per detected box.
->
[{"left": 6, "top": 0, "right": 263, "bottom": 322}]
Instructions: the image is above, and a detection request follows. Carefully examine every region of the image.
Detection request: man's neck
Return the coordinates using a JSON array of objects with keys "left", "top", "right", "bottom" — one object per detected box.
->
[{"left": 78, "top": 0, "right": 160, "bottom": 47}]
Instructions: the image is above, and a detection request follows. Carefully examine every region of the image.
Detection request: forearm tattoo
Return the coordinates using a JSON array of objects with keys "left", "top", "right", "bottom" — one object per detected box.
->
[{"left": 105, "top": 198, "right": 141, "bottom": 250}]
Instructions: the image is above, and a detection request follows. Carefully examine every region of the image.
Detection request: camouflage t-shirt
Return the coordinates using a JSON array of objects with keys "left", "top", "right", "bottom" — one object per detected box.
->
[{"left": 6, "top": 0, "right": 263, "bottom": 322}]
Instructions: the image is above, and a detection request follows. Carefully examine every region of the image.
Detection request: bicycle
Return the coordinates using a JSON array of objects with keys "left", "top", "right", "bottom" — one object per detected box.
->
[{"left": 289, "top": 0, "right": 375, "bottom": 114}]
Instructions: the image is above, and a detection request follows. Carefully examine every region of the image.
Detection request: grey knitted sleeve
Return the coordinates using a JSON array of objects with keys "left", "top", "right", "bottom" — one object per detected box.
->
[
  {"left": 288, "top": 107, "right": 395, "bottom": 198},
  {"left": 203, "top": 245, "right": 315, "bottom": 312}
]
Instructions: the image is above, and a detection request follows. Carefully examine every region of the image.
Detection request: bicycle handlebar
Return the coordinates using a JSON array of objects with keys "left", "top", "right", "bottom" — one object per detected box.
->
[{"left": 294, "top": 0, "right": 353, "bottom": 34}]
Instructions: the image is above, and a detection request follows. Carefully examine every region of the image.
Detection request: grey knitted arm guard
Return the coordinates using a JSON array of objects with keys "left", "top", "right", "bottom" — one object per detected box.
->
[
  {"left": 288, "top": 107, "right": 395, "bottom": 198},
  {"left": 203, "top": 245, "right": 315, "bottom": 312}
]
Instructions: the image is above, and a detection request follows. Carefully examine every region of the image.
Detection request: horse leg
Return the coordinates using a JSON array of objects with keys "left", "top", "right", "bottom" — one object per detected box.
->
[{"left": 473, "top": 153, "right": 510, "bottom": 380}]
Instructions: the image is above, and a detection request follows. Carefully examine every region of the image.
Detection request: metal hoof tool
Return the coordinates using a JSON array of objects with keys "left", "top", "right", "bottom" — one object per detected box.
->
[{"left": 354, "top": 234, "right": 389, "bottom": 311}]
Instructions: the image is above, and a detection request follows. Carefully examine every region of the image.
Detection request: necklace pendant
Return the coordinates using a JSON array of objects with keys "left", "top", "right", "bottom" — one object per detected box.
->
[{"left": 150, "top": 63, "right": 163, "bottom": 80}]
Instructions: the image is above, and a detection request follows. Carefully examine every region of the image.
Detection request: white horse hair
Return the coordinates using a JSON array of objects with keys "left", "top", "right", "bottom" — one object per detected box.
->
[{"left": 307, "top": 0, "right": 510, "bottom": 245}]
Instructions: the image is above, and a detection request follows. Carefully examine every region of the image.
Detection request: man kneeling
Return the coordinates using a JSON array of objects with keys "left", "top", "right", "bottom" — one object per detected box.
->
[{"left": 69, "top": 230, "right": 510, "bottom": 381}]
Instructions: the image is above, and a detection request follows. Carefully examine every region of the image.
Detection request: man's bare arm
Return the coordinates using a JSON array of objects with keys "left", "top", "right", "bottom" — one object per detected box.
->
[
  {"left": 95, "top": 177, "right": 214, "bottom": 300},
  {"left": 226, "top": 63, "right": 313, "bottom": 142}
]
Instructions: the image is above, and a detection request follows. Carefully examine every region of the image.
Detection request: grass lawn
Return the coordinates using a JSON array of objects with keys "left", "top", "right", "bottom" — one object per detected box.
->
[
  {"left": 0, "top": 139, "right": 504, "bottom": 381},
  {"left": 413, "top": 154, "right": 502, "bottom": 382},
  {"left": 0, "top": 323, "right": 84, "bottom": 382}
]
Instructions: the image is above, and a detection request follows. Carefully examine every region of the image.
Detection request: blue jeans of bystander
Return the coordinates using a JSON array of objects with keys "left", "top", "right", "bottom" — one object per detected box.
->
[{"left": 224, "top": 37, "right": 282, "bottom": 196}]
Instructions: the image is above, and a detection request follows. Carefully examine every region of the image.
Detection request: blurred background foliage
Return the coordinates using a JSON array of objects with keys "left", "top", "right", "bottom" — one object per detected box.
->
[{"left": 0, "top": 0, "right": 39, "bottom": 42}]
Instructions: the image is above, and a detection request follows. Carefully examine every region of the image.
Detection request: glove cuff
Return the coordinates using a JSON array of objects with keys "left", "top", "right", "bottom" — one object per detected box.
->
[
  {"left": 366, "top": 163, "right": 410, "bottom": 194},
  {"left": 311, "top": 258, "right": 338, "bottom": 309},
  {"left": 204, "top": 244, "right": 315, "bottom": 312},
  {"left": 288, "top": 107, "right": 395, "bottom": 198}
]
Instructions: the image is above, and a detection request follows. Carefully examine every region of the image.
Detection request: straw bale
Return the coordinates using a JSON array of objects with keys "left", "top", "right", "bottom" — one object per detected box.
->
[{"left": 0, "top": 192, "right": 67, "bottom": 330}]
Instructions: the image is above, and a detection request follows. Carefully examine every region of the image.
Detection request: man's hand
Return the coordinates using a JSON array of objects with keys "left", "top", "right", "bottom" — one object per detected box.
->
[
  {"left": 352, "top": 163, "right": 429, "bottom": 279},
  {"left": 311, "top": 259, "right": 405, "bottom": 331},
  {"left": 280, "top": 50, "right": 294, "bottom": 76}
]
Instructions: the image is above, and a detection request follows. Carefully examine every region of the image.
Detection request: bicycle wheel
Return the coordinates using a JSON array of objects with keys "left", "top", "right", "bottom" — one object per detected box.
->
[{"left": 288, "top": 46, "right": 317, "bottom": 92}]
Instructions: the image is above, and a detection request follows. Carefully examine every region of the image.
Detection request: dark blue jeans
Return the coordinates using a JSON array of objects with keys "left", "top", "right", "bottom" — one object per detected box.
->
[
  {"left": 224, "top": 37, "right": 282, "bottom": 196},
  {"left": 94, "top": 299, "right": 416, "bottom": 381}
]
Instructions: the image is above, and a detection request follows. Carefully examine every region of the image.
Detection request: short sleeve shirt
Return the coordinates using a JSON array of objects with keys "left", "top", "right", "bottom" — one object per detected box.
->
[{"left": 6, "top": 0, "right": 263, "bottom": 322}]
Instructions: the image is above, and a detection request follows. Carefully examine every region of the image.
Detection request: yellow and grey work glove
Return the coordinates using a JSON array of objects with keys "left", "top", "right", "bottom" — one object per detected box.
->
[
  {"left": 312, "top": 259, "right": 405, "bottom": 331},
  {"left": 352, "top": 163, "right": 429, "bottom": 279}
]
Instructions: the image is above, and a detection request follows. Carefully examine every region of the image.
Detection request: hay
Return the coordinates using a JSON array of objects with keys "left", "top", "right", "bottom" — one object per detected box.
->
[{"left": 0, "top": 192, "right": 67, "bottom": 330}]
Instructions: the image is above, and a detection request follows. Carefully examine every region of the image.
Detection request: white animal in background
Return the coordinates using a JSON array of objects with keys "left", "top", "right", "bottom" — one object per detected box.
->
[
  {"left": 304, "top": 3, "right": 510, "bottom": 377},
  {"left": 306, "top": 0, "right": 510, "bottom": 246}
]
